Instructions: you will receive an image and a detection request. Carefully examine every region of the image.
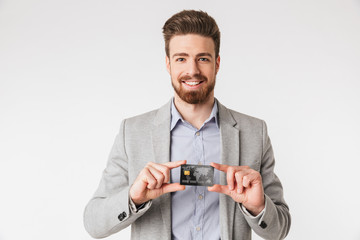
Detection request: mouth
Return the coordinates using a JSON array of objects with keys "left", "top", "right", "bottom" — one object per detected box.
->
[{"left": 182, "top": 80, "right": 204, "bottom": 87}]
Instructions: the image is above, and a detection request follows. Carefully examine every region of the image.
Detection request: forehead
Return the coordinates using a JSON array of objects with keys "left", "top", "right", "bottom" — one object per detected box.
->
[{"left": 168, "top": 34, "right": 215, "bottom": 56}]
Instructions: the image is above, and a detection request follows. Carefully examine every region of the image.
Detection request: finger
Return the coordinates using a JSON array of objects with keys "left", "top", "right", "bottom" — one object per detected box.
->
[
  {"left": 235, "top": 171, "right": 245, "bottom": 194},
  {"left": 147, "top": 165, "right": 165, "bottom": 189},
  {"left": 142, "top": 168, "right": 157, "bottom": 190},
  {"left": 210, "top": 162, "right": 229, "bottom": 172},
  {"left": 227, "top": 167, "right": 236, "bottom": 191},
  {"left": 207, "top": 184, "right": 231, "bottom": 196},
  {"left": 163, "top": 160, "right": 187, "bottom": 169},
  {"left": 148, "top": 162, "right": 170, "bottom": 183},
  {"left": 243, "top": 171, "right": 262, "bottom": 188},
  {"left": 161, "top": 183, "right": 186, "bottom": 194},
  {"left": 243, "top": 176, "right": 250, "bottom": 188}
]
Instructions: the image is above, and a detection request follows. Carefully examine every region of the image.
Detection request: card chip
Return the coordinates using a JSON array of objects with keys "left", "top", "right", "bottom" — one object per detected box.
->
[{"left": 184, "top": 170, "right": 190, "bottom": 175}]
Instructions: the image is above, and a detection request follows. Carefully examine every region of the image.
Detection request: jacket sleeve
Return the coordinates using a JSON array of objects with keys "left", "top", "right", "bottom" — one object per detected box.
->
[
  {"left": 83, "top": 119, "right": 152, "bottom": 239},
  {"left": 240, "top": 120, "right": 291, "bottom": 240}
]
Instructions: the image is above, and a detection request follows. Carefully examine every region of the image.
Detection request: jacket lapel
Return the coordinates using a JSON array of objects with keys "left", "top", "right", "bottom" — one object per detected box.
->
[
  {"left": 217, "top": 100, "right": 240, "bottom": 240},
  {"left": 151, "top": 100, "right": 172, "bottom": 240}
]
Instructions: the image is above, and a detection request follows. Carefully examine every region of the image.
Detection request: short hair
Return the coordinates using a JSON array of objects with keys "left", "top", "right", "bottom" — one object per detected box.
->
[{"left": 162, "top": 10, "right": 221, "bottom": 58}]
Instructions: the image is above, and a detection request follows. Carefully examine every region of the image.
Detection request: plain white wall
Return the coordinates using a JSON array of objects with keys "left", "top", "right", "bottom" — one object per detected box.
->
[{"left": 1, "top": 0, "right": 360, "bottom": 239}]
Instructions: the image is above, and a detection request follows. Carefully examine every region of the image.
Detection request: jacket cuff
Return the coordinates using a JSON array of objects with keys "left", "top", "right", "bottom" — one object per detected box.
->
[{"left": 239, "top": 194, "right": 269, "bottom": 229}]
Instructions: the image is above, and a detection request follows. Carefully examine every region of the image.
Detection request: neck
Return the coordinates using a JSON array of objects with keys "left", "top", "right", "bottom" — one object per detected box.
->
[{"left": 173, "top": 93, "right": 215, "bottom": 129}]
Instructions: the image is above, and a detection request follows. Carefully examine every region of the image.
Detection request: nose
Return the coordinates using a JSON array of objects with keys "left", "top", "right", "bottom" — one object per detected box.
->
[{"left": 186, "top": 59, "right": 200, "bottom": 76}]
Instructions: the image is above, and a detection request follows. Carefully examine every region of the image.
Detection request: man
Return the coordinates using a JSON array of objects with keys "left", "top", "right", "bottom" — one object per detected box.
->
[{"left": 84, "top": 10, "right": 291, "bottom": 240}]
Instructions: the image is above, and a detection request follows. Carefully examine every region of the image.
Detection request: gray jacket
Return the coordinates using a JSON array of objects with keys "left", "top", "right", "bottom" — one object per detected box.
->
[{"left": 84, "top": 99, "right": 291, "bottom": 240}]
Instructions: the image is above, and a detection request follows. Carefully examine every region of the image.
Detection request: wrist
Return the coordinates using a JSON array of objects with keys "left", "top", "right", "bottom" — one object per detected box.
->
[
  {"left": 129, "top": 193, "right": 146, "bottom": 206},
  {"left": 243, "top": 199, "right": 265, "bottom": 216},
  {"left": 129, "top": 188, "right": 146, "bottom": 206},
  {"left": 246, "top": 204, "right": 265, "bottom": 216},
  {"left": 131, "top": 197, "right": 143, "bottom": 206}
]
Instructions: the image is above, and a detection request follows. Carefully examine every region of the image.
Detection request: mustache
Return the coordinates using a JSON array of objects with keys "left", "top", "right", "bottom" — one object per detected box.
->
[{"left": 179, "top": 74, "right": 208, "bottom": 82}]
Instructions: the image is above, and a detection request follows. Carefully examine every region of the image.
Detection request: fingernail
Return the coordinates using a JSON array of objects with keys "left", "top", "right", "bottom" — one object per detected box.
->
[{"left": 237, "top": 188, "right": 241, "bottom": 194}]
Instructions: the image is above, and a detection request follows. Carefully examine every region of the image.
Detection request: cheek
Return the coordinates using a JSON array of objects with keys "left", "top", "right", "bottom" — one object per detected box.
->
[
  {"left": 170, "top": 70, "right": 180, "bottom": 83},
  {"left": 170, "top": 66, "right": 183, "bottom": 79},
  {"left": 203, "top": 68, "right": 216, "bottom": 78}
]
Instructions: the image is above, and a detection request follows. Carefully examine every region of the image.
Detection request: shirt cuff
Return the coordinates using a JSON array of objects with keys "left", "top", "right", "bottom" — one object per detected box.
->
[{"left": 129, "top": 197, "right": 151, "bottom": 213}]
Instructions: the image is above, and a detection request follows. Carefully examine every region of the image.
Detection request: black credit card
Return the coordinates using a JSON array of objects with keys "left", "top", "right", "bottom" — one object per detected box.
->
[{"left": 180, "top": 164, "right": 214, "bottom": 186}]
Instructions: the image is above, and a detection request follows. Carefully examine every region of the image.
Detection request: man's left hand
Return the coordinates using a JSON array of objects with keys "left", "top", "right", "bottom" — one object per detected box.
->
[{"left": 208, "top": 162, "right": 265, "bottom": 216}]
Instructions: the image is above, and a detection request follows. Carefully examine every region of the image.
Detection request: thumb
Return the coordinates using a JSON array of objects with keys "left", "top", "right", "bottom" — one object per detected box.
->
[
  {"left": 208, "top": 184, "right": 231, "bottom": 196},
  {"left": 163, "top": 160, "right": 187, "bottom": 169},
  {"left": 161, "top": 183, "right": 186, "bottom": 194}
]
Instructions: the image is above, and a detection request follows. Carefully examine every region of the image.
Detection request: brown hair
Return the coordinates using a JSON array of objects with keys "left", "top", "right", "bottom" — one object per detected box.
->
[{"left": 162, "top": 10, "right": 220, "bottom": 58}]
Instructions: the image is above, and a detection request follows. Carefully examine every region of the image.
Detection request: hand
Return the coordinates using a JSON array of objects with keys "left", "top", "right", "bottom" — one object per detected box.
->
[
  {"left": 129, "top": 160, "right": 186, "bottom": 205},
  {"left": 208, "top": 162, "right": 265, "bottom": 216}
]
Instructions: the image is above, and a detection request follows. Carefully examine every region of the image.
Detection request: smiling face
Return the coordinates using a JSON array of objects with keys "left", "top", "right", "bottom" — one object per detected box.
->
[{"left": 166, "top": 34, "right": 220, "bottom": 105}]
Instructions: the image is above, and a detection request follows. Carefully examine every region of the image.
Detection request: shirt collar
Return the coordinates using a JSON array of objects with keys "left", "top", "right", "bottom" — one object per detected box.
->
[{"left": 170, "top": 98, "right": 219, "bottom": 131}]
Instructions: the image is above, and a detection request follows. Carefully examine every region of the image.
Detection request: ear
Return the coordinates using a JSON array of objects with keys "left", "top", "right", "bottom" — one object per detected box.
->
[
  {"left": 166, "top": 55, "right": 170, "bottom": 74},
  {"left": 215, "top": 55, "right": 220, "bottom": 74}
]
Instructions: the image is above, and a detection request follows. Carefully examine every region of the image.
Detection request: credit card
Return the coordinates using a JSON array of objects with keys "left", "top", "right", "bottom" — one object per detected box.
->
[{"left": 180, "top": 164, "right": 214, "bottom": 186}]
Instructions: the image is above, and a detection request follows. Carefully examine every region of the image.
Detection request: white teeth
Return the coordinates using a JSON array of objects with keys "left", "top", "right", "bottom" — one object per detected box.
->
[{"left": 185, "top": 81, "right": 200, "bottom": 86}]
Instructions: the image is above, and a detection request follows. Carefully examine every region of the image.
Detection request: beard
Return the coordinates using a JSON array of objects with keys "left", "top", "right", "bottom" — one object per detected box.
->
[{"left": 172, "top": 73, "right": 216, "bottom": 104}]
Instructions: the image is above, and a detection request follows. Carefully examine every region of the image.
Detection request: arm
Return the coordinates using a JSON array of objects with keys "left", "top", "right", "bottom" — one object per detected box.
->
[
  {"left": 240, "top": 120, "right": 291, "bottom": 240},
  {"left": 83, "top": 120, "right": 150, "bottom": 239},
  {"left": 209, "top": 121, "right": 291, "bottom": 240},
  {"left": 83, "top": 120, "right": 186, "bottom": 239}
]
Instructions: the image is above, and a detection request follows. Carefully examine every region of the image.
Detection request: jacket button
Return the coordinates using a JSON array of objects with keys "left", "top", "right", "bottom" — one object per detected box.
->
[
  {"left": 118, "top": 211, "right": 127, "bottom": 221},
  {"left": 260, "top": 221, "right": 267, "bottom": 229}
]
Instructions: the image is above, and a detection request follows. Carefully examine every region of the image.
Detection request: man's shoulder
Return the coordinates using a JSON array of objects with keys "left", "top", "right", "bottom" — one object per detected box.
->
[
  {"left": 122, "top": 100, "right": 171, "bottom": 129},
  {"left": 125, "top": 109, "right": 158, "bottom": 126},
  {"left": 220, "top": 105, "right": 266, "bottom": 137},
  {"left": 229, "top": 108, "right": 263, "bottom": 123},
  {"left": 219, "top": 101, "right": 263, "bottom": 122}
]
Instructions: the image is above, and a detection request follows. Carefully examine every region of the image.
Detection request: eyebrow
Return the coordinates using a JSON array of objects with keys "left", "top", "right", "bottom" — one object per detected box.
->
[{"left": 172, "top": 52, "right": 213, "bottom": 59}]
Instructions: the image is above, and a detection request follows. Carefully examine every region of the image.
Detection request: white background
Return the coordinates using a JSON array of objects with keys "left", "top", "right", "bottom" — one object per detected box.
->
[{"left": 1, "top": 0, "right": 360, "bottom": 239}]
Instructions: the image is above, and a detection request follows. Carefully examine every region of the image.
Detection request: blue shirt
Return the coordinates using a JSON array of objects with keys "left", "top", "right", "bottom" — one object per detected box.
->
[{"left": 170, "top": 99, "right": 221, "bottom": 240}]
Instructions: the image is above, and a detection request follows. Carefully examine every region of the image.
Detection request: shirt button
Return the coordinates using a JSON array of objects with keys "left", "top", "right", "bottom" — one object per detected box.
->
[
  {"left": 198, "top": 195, "right": 203, "bottom": 200},
  {"left": 195, "top": 132, "right": 200, "bottom": 136},
  {"left": 196, "top": 226, "right": 201, "bottom": 231}
]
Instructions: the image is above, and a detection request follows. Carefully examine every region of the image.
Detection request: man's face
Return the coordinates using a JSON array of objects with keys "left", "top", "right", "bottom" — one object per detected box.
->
[{"left": 166, "top": 34, "right": 220, "bottom": 104}]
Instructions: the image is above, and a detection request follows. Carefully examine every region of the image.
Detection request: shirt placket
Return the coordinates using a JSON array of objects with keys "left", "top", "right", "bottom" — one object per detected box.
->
[{"left": 193, "top": 129, "right": 205, "bottom": 240}]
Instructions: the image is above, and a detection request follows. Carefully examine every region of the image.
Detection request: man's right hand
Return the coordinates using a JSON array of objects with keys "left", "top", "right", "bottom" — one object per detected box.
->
[{"left": 129, "top": 160, "right": 186, "bottom": 206}]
